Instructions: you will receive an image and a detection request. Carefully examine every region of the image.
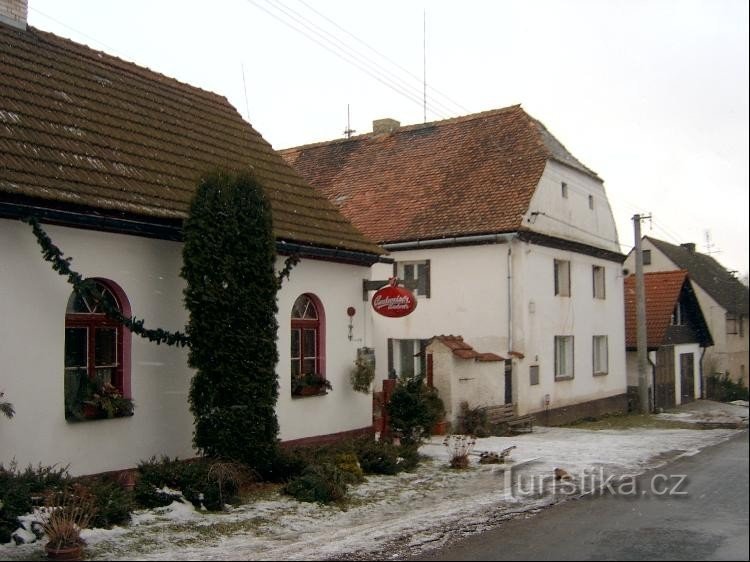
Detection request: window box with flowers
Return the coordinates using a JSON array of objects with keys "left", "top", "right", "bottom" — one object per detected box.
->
[
  {"left": 65, "top": 371, "right": 134, "bottom": 421},
  {"left": 292, "top": 373, "right": 332, "bottom": 398}
]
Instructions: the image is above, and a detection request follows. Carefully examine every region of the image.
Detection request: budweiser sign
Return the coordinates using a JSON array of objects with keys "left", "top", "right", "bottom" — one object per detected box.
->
[{"left": 371, "top": 279, "right": 417, "bottom": 318}]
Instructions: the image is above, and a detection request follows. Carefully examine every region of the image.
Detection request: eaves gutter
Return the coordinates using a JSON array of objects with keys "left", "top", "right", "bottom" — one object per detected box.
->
[
  {"left": 382, "top": 232, "right": 518, "bottom": 251},
  {"left": 1, "top": 199, "right": 382, "bottom": 267}
]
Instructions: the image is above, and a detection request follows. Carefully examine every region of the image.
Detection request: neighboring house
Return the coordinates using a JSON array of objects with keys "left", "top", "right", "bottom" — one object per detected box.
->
[
  {"left": 623, "top": 270, "right": 713, "bottom": 410},
  {"left": 0, "top": 6, "right": 384, "bottom": 476},
  {"left": 282, "top": 107, "right": 628, "bottom": 424},
  {"left": 624, "top": 237, "right": 749, "bottom": 386}
]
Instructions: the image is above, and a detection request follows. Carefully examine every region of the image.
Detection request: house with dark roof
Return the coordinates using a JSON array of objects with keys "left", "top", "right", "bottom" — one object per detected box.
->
[
  {"left": 624, "top": 270, "right": 713, "bottom": 410},
  {"left": 624, "top": 237, "right": 749, "bottom": 386},
  {"left": 0, "top": 3, "right": 385, "bottom": 476},
  {"left": 282, "top": 108, "right": 628, "bottom": 424}
]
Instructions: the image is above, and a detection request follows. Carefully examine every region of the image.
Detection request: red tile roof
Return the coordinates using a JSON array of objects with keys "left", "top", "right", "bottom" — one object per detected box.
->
[
  {"left": 624, "top": 270, "right": 689, "bottom": 348},
  {"left": 281, "top": 105, "right": 600, "bottom": 244},
  {"left": 0, "top": 23, "right": 381, "bottom": 256},
  {"left": 431, "top": 335, "right": 505, "bottom": 362}
]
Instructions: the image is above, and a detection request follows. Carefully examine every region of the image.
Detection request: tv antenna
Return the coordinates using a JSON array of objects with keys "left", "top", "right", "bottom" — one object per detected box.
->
[
  {"left": 343, "top": 104, "right": 356, "bottom": 138},
  {"left": 704, "top": 230, "right": 720, "bottom": 255}
]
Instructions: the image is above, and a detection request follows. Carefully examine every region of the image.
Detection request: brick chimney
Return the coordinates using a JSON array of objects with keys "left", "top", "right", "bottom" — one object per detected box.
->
[
  {"left": 373, "top": 118, "right": 400, "bottom": 135},
  {"left": 681, "top": 243, "right": 696, "bottom": 253},
  {"left": 0, "top": 0, "right": 27, "bottom": 30}
]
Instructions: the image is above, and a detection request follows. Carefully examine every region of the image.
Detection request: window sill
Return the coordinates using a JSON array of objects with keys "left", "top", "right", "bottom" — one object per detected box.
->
[
  {"left": 593, "top": 371, "right": 609, "bottom": 377},
  {"left": 554, "top": 375, "right": 574, "bottom": 382},
  {"left": 66, "top": 411, "right": 134, "bottom": 423},
  {"left": 291, "top": 390, "right": 329, "bottom": 399}
]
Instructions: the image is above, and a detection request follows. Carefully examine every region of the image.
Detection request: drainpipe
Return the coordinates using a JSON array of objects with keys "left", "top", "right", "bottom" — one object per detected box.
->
[
  {"left": 507, "top": 245, "right": 513, "bottom": 354},
  {"left": 699, "top": 346, "right": 707, "bottom": 399}
]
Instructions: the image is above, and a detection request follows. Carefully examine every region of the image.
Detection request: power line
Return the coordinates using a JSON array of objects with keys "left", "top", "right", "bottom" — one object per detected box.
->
[
  {"left": 247, "top": 0, "right": 456, "bottom": 121},
  {"left": 294, "top": 0, "right": 470, "bottom": 115}
]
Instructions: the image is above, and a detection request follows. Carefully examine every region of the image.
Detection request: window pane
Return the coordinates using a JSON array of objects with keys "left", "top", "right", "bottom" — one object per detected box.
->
[
  {"left": 66, "top": 292, "right": 89, "bottom": 314},
  {"left": 95, "top": 328, "right": 117, "bottom": 367},
  {"left": 302, "top": 358, "right": 316, "bottom": 375},
  {"left": 403, "top": 264, "right": 414, "bottom": 281},
  {"left": 291, "top": 329, "right": 300, "bottom": 359},
  {"left": 292, "top": 295, "right": 317, "bottom": 319},
  {"left": 303, "top": 329, "right": 316, "bottom": 361},
  {"left": 416, "top": 263, "right": 427, "bottom": 295},
  {"left": 65, "top": 327, "right": 87, "bottom": 369},
  {"left": 399, "top": 340, "right": 415, "bottom": 377}
]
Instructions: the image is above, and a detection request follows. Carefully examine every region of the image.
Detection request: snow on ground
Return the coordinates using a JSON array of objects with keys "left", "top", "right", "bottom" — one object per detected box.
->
[{"left": 1, "top": 406, "right": 746, "bottom": 561}]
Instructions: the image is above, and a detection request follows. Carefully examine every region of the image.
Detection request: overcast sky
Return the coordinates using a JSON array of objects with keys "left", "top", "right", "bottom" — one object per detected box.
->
[{"left": 27, "top": 0, "right": 749, "bottom": 275}]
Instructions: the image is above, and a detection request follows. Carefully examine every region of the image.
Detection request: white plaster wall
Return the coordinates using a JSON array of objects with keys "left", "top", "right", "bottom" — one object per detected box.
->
[
  {"left": 512, "top": 240, "right": 627, "bottom": 416},
  {"left": 369, "top": 237, "right": 627, "bottom": 418},
  {"left": 369, "top": 243, "right": 509, "bottom": 380},
  {"left": 522, "top": 161, "right": 620, "bottom": 253},
  {"left": 276, "top": 257, "right": 373, "bottom": 442},
  {"left": 0, "top": 218, "right": 372, "bottom": 474}
]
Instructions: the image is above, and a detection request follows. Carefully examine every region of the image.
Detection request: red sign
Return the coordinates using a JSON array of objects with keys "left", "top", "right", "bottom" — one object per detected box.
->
[{"left": 371, "top": 279, "right": 417, "bottom": 318}]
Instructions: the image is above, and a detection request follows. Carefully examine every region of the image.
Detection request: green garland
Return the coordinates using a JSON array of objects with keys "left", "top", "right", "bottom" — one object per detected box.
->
[
  {"left": 25, "top": 217, "right": 190, "bottom": 347},
  {"left": 25, "top": 217, "right": 300, "bottom": 348}
]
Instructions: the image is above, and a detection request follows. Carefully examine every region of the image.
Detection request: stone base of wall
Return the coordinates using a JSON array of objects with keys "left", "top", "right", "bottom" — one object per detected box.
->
[
  {"left": 531, "top": 393, "right": 628, "bottom": 426},
  {"left": 280, "top": 426, "right": 374, "bottom": 449}
]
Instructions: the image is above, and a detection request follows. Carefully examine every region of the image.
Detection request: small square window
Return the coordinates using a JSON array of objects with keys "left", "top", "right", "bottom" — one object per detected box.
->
[{"left": 642, "top": 249, "right": 651, "bottom": 265}]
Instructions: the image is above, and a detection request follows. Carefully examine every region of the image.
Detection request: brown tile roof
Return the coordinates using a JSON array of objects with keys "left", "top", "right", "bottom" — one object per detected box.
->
[
  {"left": 0, "top": 23, "right": 381, "bottom": 256},
  {"left": 624, "top": 270, "right": 689, "bottom": 348},
  {"left": 431, "top": 335, "right": 505, "bottom": 362},
  {"left": 281, "top": 105, "right": 600, "bottom": 244}
]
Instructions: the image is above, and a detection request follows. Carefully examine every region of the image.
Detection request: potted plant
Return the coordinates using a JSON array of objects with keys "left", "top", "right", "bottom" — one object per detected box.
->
[
  {"left": 349, "top": 354, "right": 375, "bottom": 394},
  {"left": 40, "top": 489, "right": 95, "bottom": 560},
  {"left": 292, "top": 373, "right": 332, "bottom": 397},
  {"left": 83, "top": 382, "right": 134, "bottom": 419}
]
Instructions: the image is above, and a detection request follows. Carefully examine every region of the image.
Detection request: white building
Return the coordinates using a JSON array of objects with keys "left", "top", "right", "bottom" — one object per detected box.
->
[
  {"left": 0, "top": 8, "right": 383, "bottom": 476},
  {"left": 282, "top": 108, "right": 628, "bottom": 424}
]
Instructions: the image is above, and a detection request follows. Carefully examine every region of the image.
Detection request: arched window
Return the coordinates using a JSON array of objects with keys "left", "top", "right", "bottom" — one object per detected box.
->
[
  {"left": 290, "top": 294, "right": 326, "bottom": 396},
  {"left": 64, "top": 279, "right": 132, "bottom": 420}
]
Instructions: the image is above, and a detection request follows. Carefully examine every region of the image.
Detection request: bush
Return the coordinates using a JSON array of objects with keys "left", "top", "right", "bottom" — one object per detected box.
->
[
  {"left": 85, "top": 479, "right": 134, "bottom": 528},
  {"left": 258, "top": 448, "right": 310, "bottom": 483},
  {"left": 283, "top": 463, "right": 348, "bottom": 504},
  {"left": 334, "top": 453, "right": 365, "bottom": 484},
  {"left": 387, "top": 374, "right": 445, "bottom": 445},
  {"left": 0, "top": 463, "right": 70, "bottom": 543},
  {"left": 443, "top": 435, "right": 477, "bottom": 469},
  {"left": 456, "top": 401, "right": 490, "bottom": 437},
  {"left": 352, "top": 438, "right": 422, "bottom": 475},
  {"left": 706, "top": 372, "right": 749, "bottom": 402},
  {"left": 134, "top": 456, "right": 240, "bottom": 511}
]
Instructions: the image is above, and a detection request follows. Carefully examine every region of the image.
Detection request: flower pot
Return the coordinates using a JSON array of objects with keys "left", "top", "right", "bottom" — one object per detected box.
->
[
  {"left": 45, "top": 542, "right": 83, "bottom": 561},
  {"left": 82, "top": 403, "right": 101, "bottom": 419},
  {"left": 296, "top": 385, "right": 324, "bottom": 397},
  {"left": 431, "top": 420, "right": 448, "bottom": 436}
]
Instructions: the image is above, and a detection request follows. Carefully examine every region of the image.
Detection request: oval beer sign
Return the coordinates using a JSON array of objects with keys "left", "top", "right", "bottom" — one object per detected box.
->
[{"left": 371, "top": 280, "right": 417, "bottom": 318}]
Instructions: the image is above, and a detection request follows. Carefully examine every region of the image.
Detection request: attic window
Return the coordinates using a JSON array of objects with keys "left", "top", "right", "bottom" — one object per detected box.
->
[
  {"left": 642, "top": 250, "right": 651, "bottom": 265},
  {"left": 588, "top": 194, "right": 594, "bottom": 209},
  {"left": 671, "top": 303, "right": 686, "bottom": 326},
  {"left": 561, "top": 182, "right": 568, "bottom": 198}
]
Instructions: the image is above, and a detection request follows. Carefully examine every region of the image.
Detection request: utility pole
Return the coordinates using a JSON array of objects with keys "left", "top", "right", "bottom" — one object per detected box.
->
[{"left": 634, "top": 213, "right": 652, "bottom": 413}]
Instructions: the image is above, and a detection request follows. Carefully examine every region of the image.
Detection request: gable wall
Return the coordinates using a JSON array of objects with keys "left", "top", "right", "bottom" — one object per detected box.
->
[{"left": 523, "top": 161, "right": 620, "bottom": 253}]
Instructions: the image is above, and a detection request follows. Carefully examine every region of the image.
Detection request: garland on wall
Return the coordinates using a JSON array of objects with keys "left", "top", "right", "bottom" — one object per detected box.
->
[
  {"left": 25, "top": 217, "right": 300, "bottom": 349},
  {"left": 25, "top": 216, "right": 192, "bottom": 347}
]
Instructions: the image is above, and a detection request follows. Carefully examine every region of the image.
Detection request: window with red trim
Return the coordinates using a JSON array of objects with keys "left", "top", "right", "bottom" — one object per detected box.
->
[
  {"left": 64, "top": 280, "right": 131, "bottom": 420},
  {"left": 290, "top": 294, "right": 326, "bottom": 396}
]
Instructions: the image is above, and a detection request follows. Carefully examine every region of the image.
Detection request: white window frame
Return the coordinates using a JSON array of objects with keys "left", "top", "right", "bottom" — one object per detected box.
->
[
  {"left": 554, "top": 259, "right": 571, "bottom": 297},
  {"left": 593, "top": 265, "right": 606, "bottom": 299},
  {"left": 554, "top": 335, "right": 575, "bottom": 380},
  {"left": 593, "top": 335, "right": 608, "bottom": 376}
]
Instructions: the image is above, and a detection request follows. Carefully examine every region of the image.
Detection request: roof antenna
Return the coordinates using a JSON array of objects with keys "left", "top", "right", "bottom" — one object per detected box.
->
[
  {"left": 241, "top": 63, "right": 251, "bottom": 122},
  {"left": 344, "top": 104, "right": 356, "bottom": 138},
  {"left": 423, "top": 9, "right": 427, "bottom": 123}
]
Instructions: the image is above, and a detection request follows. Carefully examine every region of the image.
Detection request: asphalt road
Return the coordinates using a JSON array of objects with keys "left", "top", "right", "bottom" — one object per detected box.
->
[{"left": 417, "top": 430, "right": 749, "bottom": 561}]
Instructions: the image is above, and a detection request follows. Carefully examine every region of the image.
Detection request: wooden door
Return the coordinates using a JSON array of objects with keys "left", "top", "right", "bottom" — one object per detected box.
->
[{"left": 654, "top": 346, "right": 675, "bottom": 411}]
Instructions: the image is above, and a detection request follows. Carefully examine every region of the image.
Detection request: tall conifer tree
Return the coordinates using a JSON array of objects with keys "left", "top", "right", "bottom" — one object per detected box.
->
[{"left": 183, "top": 170, "right": 279, "bottom": 467}]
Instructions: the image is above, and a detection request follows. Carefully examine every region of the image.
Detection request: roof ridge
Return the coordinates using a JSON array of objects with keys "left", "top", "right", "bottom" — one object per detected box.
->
[{"left": 280, "top": 104, "right": 524, "bottom": 153}]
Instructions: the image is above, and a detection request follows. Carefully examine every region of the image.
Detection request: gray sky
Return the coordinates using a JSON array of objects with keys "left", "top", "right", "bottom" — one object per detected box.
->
[{"left": 27, "top": 0, "right": 749, "bottom": 275}]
